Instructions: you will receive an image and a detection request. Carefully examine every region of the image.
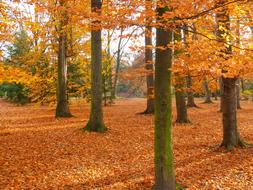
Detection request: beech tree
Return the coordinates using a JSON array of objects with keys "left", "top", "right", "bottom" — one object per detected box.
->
[
  {"left": 216, "top": 0, "right": 244, "bottom": 150},
  {"left": 183, "top": 25, "right": 197, "bottom": 108},
  {"left": 142, "top": 0, "right": 154, "bottom": 114},
  {"left": 84, "top": 0, "right": 107, "bottom": 132},
  {"left": 55, "top": 0, "right": 72, "bottom": 118},
  {"left": 174, "top": 27, "right": 189, "bottom": 123},
  {"left": 235, "top": 19, "right": 241, "bottom": 109},
  {"left": 175, "top": 76, "right": 189, "bottom": 123},
  {"left": 203, "top": 79, "right": 213, "bottom": 104},
  {"left": 154, "top": 1, "right": 175, "bottom": 189},
  {"left": 186, "top": 75, "right": 197, "bottom": 107}
]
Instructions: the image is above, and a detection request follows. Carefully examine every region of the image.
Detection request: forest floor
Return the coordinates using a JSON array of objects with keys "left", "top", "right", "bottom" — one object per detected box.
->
[{"left": 0, "top": 98, "right": 253, "bottom": 190}]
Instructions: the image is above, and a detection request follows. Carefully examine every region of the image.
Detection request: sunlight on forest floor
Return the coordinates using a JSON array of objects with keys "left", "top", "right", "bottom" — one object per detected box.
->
[{"left": 0, "top": 98, "right": 252, "bottom": 189}]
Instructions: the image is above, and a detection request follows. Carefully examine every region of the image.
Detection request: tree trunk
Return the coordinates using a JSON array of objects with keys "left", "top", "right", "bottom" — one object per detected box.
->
[
  {"left": 175, "top": 75, "right": 189, "bottom": 123},
  {"left": 84, "top": 0, "right": 106, "bottom": 132},
  {"left": 111, "top": 29, "right": 123, "bottom": 99},
  {"left": 107, "top": 31, "right": 113, "bottom": 105},
  {"left": 182, "top": 24, "right": 197, "bottom": 108},
  {"left": 241, "top": 78, "right": 245, "bottom": 92},
  {"left": 213, "top": 92, "right": 218, "bottom": 100},
  {"left": 216, "top": 0, "right": 244, "bottom": 150},
  {"left": 235, "top": 19, "right": 241, "bottom": 109},
  {"left": 221, "top": 77, "right": 243, "bottom": 150},
  {"left": 186, "top": 75, "right": 197, "bottom": 107},
  {"left": 174, "top": 26, "right": 189, "bottom": 123},
  {"left": 103, "top": 74, "right": 107, "bottom": 106},
  {"left": 55, "top": 0, "right": 72, "bottom": 118},
  {"left": 143, "top": 23, "right": 154, "bottom": 114},
  {"left": 154, "top": 3, "right": 175, "bottom": 190},
  {"left": 219, "top": 77, "right": 223, "bottom": 112},
  {"left": 203, "top": 79, "right": 212, "bottom": 103},
  {"left": 143, "top": 0, "right": 154, "bottom": 114},
  {"left": 236, "top": 78, "right": 241, "bottom": 109}
]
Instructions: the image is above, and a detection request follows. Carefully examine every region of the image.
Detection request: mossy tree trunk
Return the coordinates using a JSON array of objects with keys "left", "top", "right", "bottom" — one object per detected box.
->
[
  {"left": 217, "top": 0, "right": 244, "bottom": 150},
  {"left": 55, "top": 0, "right": 72, "bottom": 118},
  {"left": 84, "top": 0, "right": 106, "bottom": 132},
  {"left": 143, "top": 1, "right": 154, "bottom": 114},
  {"left": 154, "top": 3, "right": 175, "bottom": 190}
]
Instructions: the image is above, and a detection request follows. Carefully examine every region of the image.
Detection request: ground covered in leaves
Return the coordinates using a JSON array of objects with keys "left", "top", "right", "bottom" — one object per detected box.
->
[{"left": 0, "top": 98, "right": 253, "bottom": 190}]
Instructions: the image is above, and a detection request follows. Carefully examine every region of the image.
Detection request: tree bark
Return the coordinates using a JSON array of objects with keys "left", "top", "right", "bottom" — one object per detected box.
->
[
  {"left": 219, "top": 77, "right": 223, "bottom": 112},
  {"left": 241, "top": 78, "right": 245, "bottom": 92},
  {"left": 154, "top": 3, "right": 175, "bottom": 190},
  {"left": 216, "top": 0, "right": 244, "bottom": 149},
  {"left": 203, "top": 79, "right": 213, "bottom": 103},
  {"left": 236, "top": 78, "right": 241, "bottom": 109},
  {"left": 186, "top": 75, "right": 197, "bottom": 107},
  {"left": 182, "top": 25, "right": 197, "bottom": 108},
  {"left": 107, "top": 31, "right": 113, "bottom": 105},
  {"left": 55, "top": 0, "right": 72, "bottom": 118},
  {"left": 175, "top": 76, "right": 189, "bottom": 123},
  {"left": 235, "top": 19, "right": 241, "bottom": 109},
  {"left": 221, "top": 77, "right": 243, "bottom": 150},
  {"left": 111, "top": 29, "right": 123, "bottom": 99},
  {"left": 84, "top": 0, "right": 106, "bottom": 132},
  {"left": 174, "top": 26, "right": 189, "bottom": 123},
  {"left": 143, "top": 9, "right": 154, "bottom": 114}
]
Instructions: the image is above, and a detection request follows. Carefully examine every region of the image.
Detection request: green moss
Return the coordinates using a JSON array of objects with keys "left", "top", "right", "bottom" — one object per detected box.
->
[{"left": 176, "top": 182, "right": 186, "bottom": 190}]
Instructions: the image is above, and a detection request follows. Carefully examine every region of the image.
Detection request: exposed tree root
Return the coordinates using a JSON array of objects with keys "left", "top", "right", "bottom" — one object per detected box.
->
[
  {"left": 220, "top": 139, "right": 252, "bottom": 151},
  {"left": 81, "top": 120, "right": 107, "bottom": 133}
]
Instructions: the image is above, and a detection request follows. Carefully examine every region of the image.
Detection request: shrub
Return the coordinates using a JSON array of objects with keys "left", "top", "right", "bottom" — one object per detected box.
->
[{"left": 0, "top": 82, "right": 30, "bottom": 104}]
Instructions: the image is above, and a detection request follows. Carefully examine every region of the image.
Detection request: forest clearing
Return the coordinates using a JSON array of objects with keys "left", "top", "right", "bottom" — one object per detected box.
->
[
  {"left": 1, "top": 0, "right": 253, "bottom": 189},
  {"left": 0, "top": 98, "right": 252, "bottom": 190}
]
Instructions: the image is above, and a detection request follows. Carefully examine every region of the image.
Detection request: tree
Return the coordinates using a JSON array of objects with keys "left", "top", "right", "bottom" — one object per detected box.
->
[
  {"left": 175, "top": 76, "right": 189, "bottom": 123},
  {"left": 186, "top": 75, "right": 197, "bottom": 107},
  {"left": 236, "top": 78, "right": 241, "bottom": 109},
  {"left": 2, "top": 30, "right": 31, "bottom": 104},
  {"left": 183, "top": 24, "right": 197, "bottom": 108},
  {"left": 111, "top": 27, "right": 136, "bottom": 99},
  {"left": 216, "top": 0, "right": 244, "bottom": 150},
  {"left": 84, "top": 0, "right": 107, "bottom": 132},
  {"left": 154, "top": 2, "right": 175, "bottom": 189},
  {"left": 111, "top": 29, "right": 124, "bottom": 99},
  {"left": 142, "top": 0, "right": 154, "bottom": 114},
  {"left": 203, "top": 78, "right": 213, "bottom": 103},
  {"left": 103, "top": 29, "right": 114, "bottom": 106},
  {"left": 174, "top": 27, "right": 190, "bottom": 123},
  {"left": 235, "top": 19, "right": 241, "bottom": 109},
  {"left": 55, "top": 0, "right": 72, "bottom": 118}
]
